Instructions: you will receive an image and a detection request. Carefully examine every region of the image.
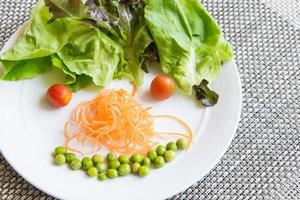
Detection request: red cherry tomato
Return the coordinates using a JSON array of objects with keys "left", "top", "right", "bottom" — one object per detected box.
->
[
  {"left": 47, "top": 84, "right": 72, "bottom": 107},
  {"left": 150, "top": 75, "right": 175, "bottom": 100}
]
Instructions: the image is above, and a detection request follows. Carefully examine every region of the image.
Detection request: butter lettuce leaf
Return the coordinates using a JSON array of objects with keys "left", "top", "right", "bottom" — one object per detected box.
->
[
  {"left": 52, "top": 54, "right": 93, "bottom": 91},
  {"left": 1, "top": 57, "right": 52, "bottom": 80},
  {"left": 51, "top": 54, "right": 76, "bottom": 84},
  {"left": 45, "top": 0, "right": 89, "bottom": 22},
  {"left": 0, "top": 1, "right": 72, "bottom": 60},
  {"left": 145, "top": 0, "right": 233, "bottom": 94},
  {"left": 0, "top": 0, "right": 126, "bottom": 88},
  {"left": 68, "top": 74, "right": 93, "bottom": 92},
  {"left": 57, "top": 25, "right": 123, "bottom": 87}
]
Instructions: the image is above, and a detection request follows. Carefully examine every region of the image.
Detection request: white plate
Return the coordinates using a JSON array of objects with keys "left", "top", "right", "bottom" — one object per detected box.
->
[{"left": 0, "top": 26, "right": 242, "bottom": 200}]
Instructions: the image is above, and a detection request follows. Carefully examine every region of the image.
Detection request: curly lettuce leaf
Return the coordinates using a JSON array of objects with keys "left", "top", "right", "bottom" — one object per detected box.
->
[
  {"left": 125, "top": 24, "right": 153, "bottom": 84},
  {"left": 112, "top": 2, "right": 153, "bottom": 85},
  {"left": 193, "top": 79, "right": 219, "bottom": 107},
  {"left": 83, "top": 0, "right": 153, "bottom": 85},
  {"left": 145, "top": 0, "right": 233, "bottom": 94},
  {"left": 141, "top": 43, "right": 159, "bottom": 73}
]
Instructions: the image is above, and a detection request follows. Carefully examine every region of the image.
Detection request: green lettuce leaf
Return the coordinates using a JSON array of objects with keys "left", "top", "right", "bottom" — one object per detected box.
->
[
  {"left": 57, "top": 25, "right": 123, "bottom": 87},
  {"left": 93, "top": 0, "right": 153, "bottom": 85},
  {"left": 68, "top": 74, "right": 93, "bottom": 92},
  {"left": 46, "top": 0, "right": 153, "bottom": 85},
  {"left": 51, "top": 54, "right": 76, "bottom": 84},
  {"left": 1, "top": 57, "right": 52, "bottom": 80},
  {"left": 0, "top": 0, "right": 125, "bottom": 88},
  {"left": 45, "top": 0, "right": 89, "bottom": 22},
  {"left": 145, "top": 0, "right": 233, "bottom": 94},
  {"left": 51, "top": 54, "right": 93, "bottom": 91},
  {"left": 0, "top": 1, "right": 71, "bottom": 60},
  {"left": 125, "top": 23, "right": 153, "bottom": 84}
]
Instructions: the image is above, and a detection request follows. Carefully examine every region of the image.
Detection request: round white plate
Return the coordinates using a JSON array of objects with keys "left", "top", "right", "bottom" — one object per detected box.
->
[{"left": 0, "top": 26, "right": 242, "bottom": 200}]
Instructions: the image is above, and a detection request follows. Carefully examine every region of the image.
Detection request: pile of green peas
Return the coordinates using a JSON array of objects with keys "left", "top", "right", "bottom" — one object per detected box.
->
[{"left": 53, "top": 138, "right": 188, "bottom": 181}]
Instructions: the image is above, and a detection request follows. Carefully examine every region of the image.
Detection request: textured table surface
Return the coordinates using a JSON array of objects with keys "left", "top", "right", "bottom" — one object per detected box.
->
[{"left": 0, "top": 0, "right": 299, "bottom": 199}]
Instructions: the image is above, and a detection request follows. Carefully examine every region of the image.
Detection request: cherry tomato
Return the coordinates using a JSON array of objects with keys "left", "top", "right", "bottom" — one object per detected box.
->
[
  {"left": 150, "top": 75, "right": 175, "bottom": 100},
  {"left": 47, "top": 84, "right": 72, "bottom": 107}
]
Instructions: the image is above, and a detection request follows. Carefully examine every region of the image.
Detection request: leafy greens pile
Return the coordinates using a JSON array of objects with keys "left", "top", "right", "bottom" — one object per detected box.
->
[{"left": 0, "top": 0, "right": 233, "bottom": 106}]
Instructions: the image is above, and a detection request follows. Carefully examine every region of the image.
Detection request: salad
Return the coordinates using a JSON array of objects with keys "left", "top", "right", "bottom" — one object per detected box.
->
[
  {"left": 0, "top": 0, "right": 233, "bottom": 106},
  {"left": 0, "top": 0, "right": 234, "bottom": 181}
]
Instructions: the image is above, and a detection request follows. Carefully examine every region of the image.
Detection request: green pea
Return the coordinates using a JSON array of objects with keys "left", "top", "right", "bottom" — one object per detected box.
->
[
  {"left": 70, "top": 159, "right": 82, "bottom": 170},
  {"left": 98, "top": 172, "right": 108, "bottom": 181},
  {"left": 142, "top": 157, "right": 151, "bottom": 166},
  {"left": 65, "top": 153, "right": 76, "bottom": 163},
  {"left": 166, "top": 142, "right": 178, "bottom": 151},
  {"left": 156, "top": 145, "right": 166, "bottom": 156},
  {"left": 92, "top": 154, "right": 104, "bottom": 165},
  {"left": 82, "top": 157, "right": 93, "bottom": 170},
  {"left": 95, "top": 163, "right": 107, "bottom": 173},
  {"left": 118, "top": 163, "right": 131, "bottom": 176},
  {"left": 87, "top": 167, "right": 98, "bottom": 177},
  {"left": 147, "top": 150, "right": 157, "bottom": 162},
  {"left": 164, "top": 150, "right": 176, "bottom": 162},
  {"left": 106, "top": 152, "right": 117, "bottom": 162},
  {"left": 109, "top": 160, "right": 120, "bottom": 169},
  {"left": 55, "top": 154, "right": 66, "bottom": 165},
  {"left": 176, "top": 138, "right": 188, "bottom": 150},
  {"left": 131, "top": 162, "right": 141, "bottom": 174},
  {"left": 138, "top": 166, "right": 150, "bottom": 177},
  {"left": 107, "top": 169, "right": 118, "bottom": 178},
  {"left": 119, "top": 154, "right": 130, "bottom": 164},
  {"left": 154, "top": 156, "right": 165, "bottom": 168},
  {"left": 130, "top": 153, "right": 143, "bottom": 163},
  {"left": 54, "top": 146, "right": 66, "bottom": 155}
]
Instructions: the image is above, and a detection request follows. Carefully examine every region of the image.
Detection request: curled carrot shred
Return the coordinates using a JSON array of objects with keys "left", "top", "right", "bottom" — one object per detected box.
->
[
  {"left": 131, "top": 85, "right": 138, "bottom": 96},
  {"left": 64, "top": 89, "right": 192, "bottom": 155}
]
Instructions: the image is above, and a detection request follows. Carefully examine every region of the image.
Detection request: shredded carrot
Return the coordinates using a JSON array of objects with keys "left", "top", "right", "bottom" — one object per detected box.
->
[
  {"left": 131, "top": 85, "right": 138, "bottom": 96},
  {"left": 153, "top": 115, "right": 193, "bottom": 148},
  {"left": 64, "top": 89, "right": 193, "bottom": 155}
]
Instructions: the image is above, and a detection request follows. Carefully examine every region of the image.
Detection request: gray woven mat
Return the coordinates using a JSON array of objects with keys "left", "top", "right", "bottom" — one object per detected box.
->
[{"left": 0, "top": 0, "right": 299, "bottom": 199}]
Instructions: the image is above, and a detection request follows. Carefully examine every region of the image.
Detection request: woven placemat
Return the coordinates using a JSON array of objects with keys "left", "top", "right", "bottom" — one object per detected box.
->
[
  {"left": 0, "top": 0, "right": 299, "bottom": 199},
  {"left": 262, "top": 0, "right": 300, "bottom": 29}
]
